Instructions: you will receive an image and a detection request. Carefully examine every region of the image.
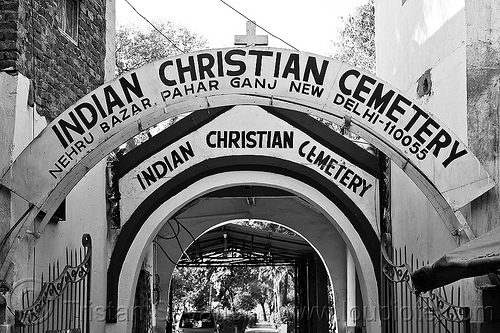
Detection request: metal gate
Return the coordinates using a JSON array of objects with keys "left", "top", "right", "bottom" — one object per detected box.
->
[
  {"left": 15, "top": 234, "right": 92, "bottom": 333},
  {"left": 381, "top": 239, "right": 470, "bottom": 333}
]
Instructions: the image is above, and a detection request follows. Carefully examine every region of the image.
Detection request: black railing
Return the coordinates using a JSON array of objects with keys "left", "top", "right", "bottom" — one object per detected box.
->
[
  {"left": 381, "top": 240, "right": 470, "bottom": 333},
  {"left": 15, "top": 234, "right": 92, "bottom": 333}
]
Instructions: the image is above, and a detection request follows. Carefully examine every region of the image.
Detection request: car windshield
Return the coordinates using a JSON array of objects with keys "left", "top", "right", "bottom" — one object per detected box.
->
[{"left": 179, "top": 312, "right": 215, "bottom": 328}]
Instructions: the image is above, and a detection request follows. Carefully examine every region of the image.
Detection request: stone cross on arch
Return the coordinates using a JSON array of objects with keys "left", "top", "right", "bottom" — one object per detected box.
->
[{"left": 234, "top": 20, "right": 268, "bottom": 46}]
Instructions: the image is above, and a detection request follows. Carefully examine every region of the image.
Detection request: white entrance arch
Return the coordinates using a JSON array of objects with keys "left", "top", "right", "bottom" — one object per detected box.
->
[
  {"left": 0, "top": 47, "right": 493, "bottom": 333},
  {"left": 109, "top": 171, "right": 380, "bottom": 333},
  {"left": 0, "top": 49, "right": 493, "bottom": 280}
]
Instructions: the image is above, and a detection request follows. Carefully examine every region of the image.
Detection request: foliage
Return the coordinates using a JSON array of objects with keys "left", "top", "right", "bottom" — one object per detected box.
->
[
  {"left": 332, "top": 0, "right": 375, "bottom": 73},
  {"left": 169, "top": 225, "right": 299, "bottom": 328},
  {"left": 171, "top": 267, "right": 214, "bottom": 313},
  {"left": 114, "top": 21, "right": 206, "bottom": 148},
  {"left": 171, "top": 264, "right": 295, "bottom": 327},
  {"left": 234, "top": 291, "right": 258, "bottom": 311},
  {"left": 210, "top": 266, "right": 258, "bottom": 310},
  {"left": 171, "top": 266, "right": 255, "bottom": 331},
  {"left": 115, "top": 20, "right": 208, "bottom": 76},
  {"left": 214, "top": 312, "right": 250, "bottom": 333},
  {"left": 237, "top": 220, "right": 297, "bottom": 236},
  {"left": 270, "top": 303, "right": 294, "bottom": 332},
  {"left": 328, "top": 281, "right": 337, "bottom": 333}
]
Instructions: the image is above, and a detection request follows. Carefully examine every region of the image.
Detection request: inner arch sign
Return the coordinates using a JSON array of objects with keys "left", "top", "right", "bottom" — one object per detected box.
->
[
  {"left": 0, "top": 47, "right": 494, "bottom": 225},
  {"left": 118, "top": 106, "right": 378, "bottom": 228}
]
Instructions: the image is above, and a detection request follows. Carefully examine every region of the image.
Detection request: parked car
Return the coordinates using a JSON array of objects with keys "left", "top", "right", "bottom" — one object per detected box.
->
[{"left": 176, "top": 312, "right": 220, "bottom": 333}]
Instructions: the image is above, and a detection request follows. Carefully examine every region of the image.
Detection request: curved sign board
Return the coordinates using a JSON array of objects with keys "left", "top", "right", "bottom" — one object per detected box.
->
[
  {"left": 0, "top": 47, "right": 494, "bottom": 230},
  {"left": 119, "top": 105, "right": 378, "bottom": 230}
]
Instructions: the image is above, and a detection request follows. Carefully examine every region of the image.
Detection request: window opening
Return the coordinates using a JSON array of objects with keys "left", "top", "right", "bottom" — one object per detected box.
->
[{"left": 58, "top": 0, "right": 79, "bottom": 42}]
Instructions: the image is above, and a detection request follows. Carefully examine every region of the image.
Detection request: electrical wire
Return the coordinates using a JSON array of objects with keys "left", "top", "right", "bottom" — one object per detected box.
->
[
  {"left": 124, "top": 0, "right": 298, "bottom": 52},
  {"left": 0, "top": 204, "right": 35, "bottom": 258},
  {"left": 153, "top": 240, "right": 178, "bottom": 266},
  {"left": 169, "top": 219, "right": 192, "bottom": 262},
  {"left": 122, "top": 0, "right": 186, "bottom": 54},
  {"left": 219, "top": 0, "right": 299, "bottom": 51},
  {"left": 156, "top": 220, "right": 181, "bottom": 240},
  {"left": 173, "top": 218, "right": 196, "bottom": 244},
  {"left": 154, "top": 218, "right": 197, "bottom": 265}
]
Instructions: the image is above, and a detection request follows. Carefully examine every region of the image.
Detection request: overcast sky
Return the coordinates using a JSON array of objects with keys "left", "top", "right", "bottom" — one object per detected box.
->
[{"left": 116, "top": 0, "right": 369, "bottom": 57}]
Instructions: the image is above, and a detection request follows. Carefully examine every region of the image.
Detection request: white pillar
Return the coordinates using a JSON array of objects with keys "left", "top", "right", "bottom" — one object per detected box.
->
[{"left": 346, "top": 248, "right": 356, "bottom": 330}]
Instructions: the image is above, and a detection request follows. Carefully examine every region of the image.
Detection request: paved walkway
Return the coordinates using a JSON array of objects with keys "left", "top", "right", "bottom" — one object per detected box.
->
[{"left": 244, "top": 322, "right": 278, "bottom": 333}]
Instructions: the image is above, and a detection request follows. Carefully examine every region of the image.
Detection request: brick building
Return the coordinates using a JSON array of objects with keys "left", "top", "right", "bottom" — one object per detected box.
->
[{"left": 0, "top": 0, "right": 111, "bottom": 120}]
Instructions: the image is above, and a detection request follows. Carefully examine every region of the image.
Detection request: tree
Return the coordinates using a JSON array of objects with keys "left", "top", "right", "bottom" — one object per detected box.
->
[
  {"left": 246, "top": 275, "right": 272, "bottom": 321},
  {"left": 171, "top": 264, "right": 292, "bottom": 323},
  {"left": 115, "top": 21, "right": 208, "bottom": 76},
  {"left": 234, "top": 291, "right": 258, "bottom": 312},
  {"left": 332, "top": 0, "right": 375, "bottom": 73},
  {"left": 114, "top": 21, "right": 208, "bottom": 148},
  {"left": 238, "top": 220, "right": 297, "bottom": 236},
  {"left": 210, "top": 266, "right": 259, "bottom": 311},
  {"left": 171, "top": 267, "right": 214, "bottom": 313}
]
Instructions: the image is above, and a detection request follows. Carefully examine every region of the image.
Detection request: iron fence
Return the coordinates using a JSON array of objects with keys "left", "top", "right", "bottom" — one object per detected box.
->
[
  {"left": 15, "top": 234, "right": 92, "bottom": 333},
  {"left": 381, "top": 241, "right": 470, "bottom": 333}
]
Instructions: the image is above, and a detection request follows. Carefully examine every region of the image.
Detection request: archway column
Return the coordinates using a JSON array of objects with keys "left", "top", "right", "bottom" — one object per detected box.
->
[{"left": 346, "top": 248, "right": 357, "bottom": 332}]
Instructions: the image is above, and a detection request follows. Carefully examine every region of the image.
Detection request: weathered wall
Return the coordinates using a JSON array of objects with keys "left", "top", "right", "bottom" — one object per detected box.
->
[
  {"left": 0, "top": 0, "right": 113, "bottom": 330},
  {"left": 466, "top": 0, "right": 500, "bottom": 236},
  {"left": 377, "top": 0, "right": 500, "bottom": 328},
  {"left": 465, "top": 1, "right": 500, "bottom": 329},
  {"left": 0, "top": 0, "right": 106, "bottom": 120},
  {"left": 376, "top": 0, "right": 467, "bottom": 136},
  {"left": 0, "top": 73, "right": 16, "bottom": 250},
  {"left": 0, "top": 71, "right": 48, "bottom": 329},
  {"left": 375, "top": 0, "right": 466, "bottom": 260}
]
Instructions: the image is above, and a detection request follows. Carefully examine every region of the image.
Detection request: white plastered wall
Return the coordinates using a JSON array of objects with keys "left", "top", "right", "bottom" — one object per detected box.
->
[
  {"left": 0, "top": 73, "right": 108, "bottom": 331},
  {"left": 375, "top": 0, "right": 467, "bottom": 260},
  {"left": 2, "top": 72, "right": 49, "bottom": 319}
]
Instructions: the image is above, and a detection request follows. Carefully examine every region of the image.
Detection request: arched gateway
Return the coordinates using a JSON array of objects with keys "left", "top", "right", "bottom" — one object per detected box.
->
[{"left": 0, "top": 47, "right": 493, "bottom": 333}]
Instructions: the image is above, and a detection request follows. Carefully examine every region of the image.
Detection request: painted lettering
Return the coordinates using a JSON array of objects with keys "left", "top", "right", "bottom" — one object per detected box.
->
[
  {"left": 48, "top": 133, "right": 95, "bottom": 179},
  {"left": 98, "top": 98, "right": 152, "bottom": 133},
  {"left": 366, "top": 82, "right": 395, "bottom": 115},
  {"left": 303, "top": 57, "right": 329, "bottom": 85},
  {"left": 135, "top": 141, "right": 196, "bottom": 190},
  {"left": 248, "top": 50, "right": 274, "bottom": 76},
  {"left": 298, "top": 140, "right": 374, "bottom": 198},
  {"left": 442, "top": 141, "right": 468, "bottom": 168},
  {"left": 206, "top": 131, "right": 294, "bottom": 149},
  {"left": 289, "top": 81, "right": 324, "bottom": 97},
  {"left": 176, "top": 56, "right": 197, "bottom": 84},
  {"left": 51, "top": 73, "right": 145, "bottom": 148},
  {"left": 225, "top": 49, "right": 246, "bottom": 76}
]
